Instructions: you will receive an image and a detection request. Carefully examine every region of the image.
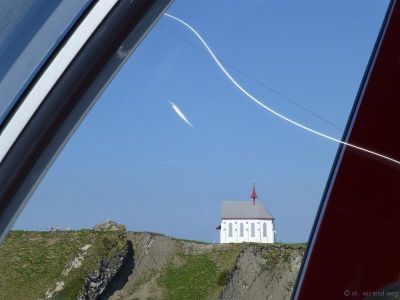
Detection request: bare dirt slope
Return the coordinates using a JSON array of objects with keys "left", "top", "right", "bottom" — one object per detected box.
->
[
  {"left": 106, "top": 232, "right": 305, "bottom": 300},
  {"left": 108, "top": 232, "right": 182, "bottom": 299},
  {"left": 220, "top": 244, "right": 304, "bottom": 300},
  {"left": 0, "top": 230, "right": 304, "bottom": 299}
]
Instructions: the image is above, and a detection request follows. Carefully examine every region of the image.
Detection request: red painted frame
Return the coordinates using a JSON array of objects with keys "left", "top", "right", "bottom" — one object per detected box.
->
[{"left": 295, "top": 1, "right": 400, "bottom": 299}]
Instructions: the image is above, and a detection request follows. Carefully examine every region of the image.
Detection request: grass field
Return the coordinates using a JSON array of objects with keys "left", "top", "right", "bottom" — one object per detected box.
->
[
  {"left": 0, "top": 230, "right": 126, "bottom": 300},
  {"left": 157, "top": 244, "right": 243, "bottom": 300},
  {"left": 155, "top": 242, "right": 305, "bottom": 299},
  {"left": 0, "top": 230, "right": 305, "bottom": 300}
]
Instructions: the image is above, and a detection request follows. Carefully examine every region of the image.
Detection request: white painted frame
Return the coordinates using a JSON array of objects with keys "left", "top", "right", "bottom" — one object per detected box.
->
[{"left": 0, "top": 0, "right": 118, "bottom": 163}]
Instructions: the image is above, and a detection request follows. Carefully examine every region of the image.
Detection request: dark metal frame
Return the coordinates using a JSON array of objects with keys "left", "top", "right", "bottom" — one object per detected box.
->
[
  {"left": 294, "top": 0, "right": 400, "bottom": 298},
  {"left": 0, "top": 0, "right": 173, "bottom": 242}
]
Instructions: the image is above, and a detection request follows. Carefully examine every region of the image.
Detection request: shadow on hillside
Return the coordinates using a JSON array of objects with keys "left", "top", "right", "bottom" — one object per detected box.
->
[{"left": 99, "top": 240, "right": 135, "bottom": 299}]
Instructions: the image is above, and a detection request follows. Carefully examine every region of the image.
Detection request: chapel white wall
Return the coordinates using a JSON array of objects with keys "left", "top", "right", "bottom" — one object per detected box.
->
[{"left": 219, "top": 219, "right": 274, "bottom": 244}]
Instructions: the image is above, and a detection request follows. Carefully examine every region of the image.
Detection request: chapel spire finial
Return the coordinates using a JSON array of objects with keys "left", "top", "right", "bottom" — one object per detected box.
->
[{"left": 250, "top": 181, "right": 258, "bottom": 205}]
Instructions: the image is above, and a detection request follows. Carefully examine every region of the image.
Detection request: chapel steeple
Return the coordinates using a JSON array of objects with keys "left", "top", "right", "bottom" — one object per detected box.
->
[{"left": 250, "top": 181, "right": 258, "bottom": 205}]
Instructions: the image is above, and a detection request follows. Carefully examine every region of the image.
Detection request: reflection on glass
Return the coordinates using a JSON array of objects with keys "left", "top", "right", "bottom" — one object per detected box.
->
[{"left": 0, "top": 0, "right": 91, "bottom": 125}]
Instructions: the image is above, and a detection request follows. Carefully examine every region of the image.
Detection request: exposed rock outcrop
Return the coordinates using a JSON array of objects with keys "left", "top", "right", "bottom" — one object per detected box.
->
[
  {"left": 77, "top": 249, "right": 127, "bottom": 300},
  {"left": 45, "top": 244, "right": 93, "bottom": 299},
  {"left": 93, "top": 220, "right": 126, "bottom": 232},
  {"left": 0, "top": 229, "right": 304, "bottom": 300},
  {"left": 77, "top": 224, "right": 129, "bottom": 300},
  {"left": 106, "top": 233, "right": 305, "bottom": 300},
  {"left": 220, "top": 244, "right": 305, "bottom": 300},
  {"left": 45, "top": 222, "right": 130, "bottom": 300}
]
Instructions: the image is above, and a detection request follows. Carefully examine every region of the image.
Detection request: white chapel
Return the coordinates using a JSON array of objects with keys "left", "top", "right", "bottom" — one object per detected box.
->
[{"left": 217, "top": 183, "right": 275, "bottom": 244}]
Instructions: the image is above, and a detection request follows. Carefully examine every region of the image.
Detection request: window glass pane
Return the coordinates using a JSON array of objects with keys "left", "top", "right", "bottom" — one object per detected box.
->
[
  {"left": 0, "top": 0, "right": 34, "bottom": 45},
  {"left": 0, "top": 0, "right": 92, "bottom": 125},
  {"left": 15, "top": 1, "right": 389, "bottom": 241},
  {"left": 3, "top": 1, "right": 390, "bottom": 299}
]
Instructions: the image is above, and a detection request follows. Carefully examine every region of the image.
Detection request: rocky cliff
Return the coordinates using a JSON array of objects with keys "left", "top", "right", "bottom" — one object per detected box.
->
[
  {"left": 0, "top": 222, "right": 128, "bottom": 300},
  {"left": 107, "top": 232, "right": 305, "bottom": 300},
  {"left": 221, "top": 244, "right": 304, "bottom": 300},
  {"left": 0, "top": 228, "right": 305, "bottom": 299}
]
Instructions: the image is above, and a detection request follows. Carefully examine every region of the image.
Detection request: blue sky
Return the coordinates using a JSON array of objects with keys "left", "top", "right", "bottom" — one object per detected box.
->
[{"left": 14, "top": 0, "right": 389, "bottom": 242}]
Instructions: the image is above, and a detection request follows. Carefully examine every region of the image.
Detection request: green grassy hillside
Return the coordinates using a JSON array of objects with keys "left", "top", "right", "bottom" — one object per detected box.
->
[
  {"left": 158, "top": 246, "right": 241, "bottom": 299},
  {"left": 112, "top": 233, "right": 306, "bottom": 300},
  {"left": 0, "top": 230, "right": 305, "bottom": 300},
  {"left": 0, "top": 230, "right": 127, "bottom": 300}
]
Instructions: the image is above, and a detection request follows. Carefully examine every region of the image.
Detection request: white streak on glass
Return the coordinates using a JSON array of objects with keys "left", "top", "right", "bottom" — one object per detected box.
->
[
  {"left": 165, "top": 13, "right": 400, "bottom": 167},
  {"left": 170, "top": 101, "right": 194, "bottom": 128}
]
